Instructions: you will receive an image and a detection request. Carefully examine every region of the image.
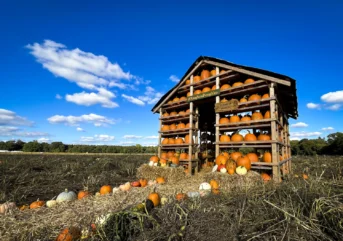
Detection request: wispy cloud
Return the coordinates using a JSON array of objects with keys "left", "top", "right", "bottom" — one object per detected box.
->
[
  {"left": 169, "top": 75, "right": 180, "bottom": 83},
  {"left": 0, "top": 109, "right": 33, "bottom": 126},
  {"left": 306, "top": 103, "right": 321, "bottom": 110},
  {"left": 321, "top": 90, "right": 343, "bottom": 103},
  {"left": 321, "top": 127, "right": 334, "bottom": 131},
  {"left": 290, "top": 122, "right": 308, "bottom": 128},
  {"left": 80, "top": 134, "right": 115, "bottom": 142},
  {"left": 76, "top": 127, "right": 84, "bottom": 132},
  {"left": 290, "top": 131, "right": 322, "bottom": 139},
  {"left": 47, "top": 113, "right": 118, "bottom": 127},
  {"left": 56, "top": 94, "right": 62, "bottom": 99}
]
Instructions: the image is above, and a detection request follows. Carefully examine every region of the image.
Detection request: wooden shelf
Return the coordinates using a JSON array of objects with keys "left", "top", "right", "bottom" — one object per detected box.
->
[
  {"left": 159, "top": 128, "right": 198, "bottom": 135},
  {"left": 162, "top": 101, "right": 189, "bottom": 110},
  {"left": 220, "top": 80, "right": 269, "bottom": 99},
  {"left": 216, "top": 98, "right": 273, "bottom": 115},
  {"left": 179, "top": 159, "right": 199, "bottom": 162},
  {"left": 160, "top": 144, "right": 198, "bottom": 149},
  {"left": 215, "top": 140, "right": 284, "bottom": 148},
  {"left": 216, "top": 118, "right": 274, "bottom": 130},
  {"left": 160, "top": 113, "right": 197, "bottom": 123}
]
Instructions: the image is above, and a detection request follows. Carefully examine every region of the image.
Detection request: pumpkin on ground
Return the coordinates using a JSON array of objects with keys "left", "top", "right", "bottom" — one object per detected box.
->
[
  {"left": 226, "top": 159, "right": 237, "bottom": 175},
  {"left": 0, "top": 202, "right": 17, "bottom": 214},
  {"left": 156, "top": 176, "right": 166, "bottom": 184},
  {"left": 236, "top": 166, "right": 248, "bottom": 175},
  {"left": 176, "top": 192, "right": 188, "bottom": 201},
  {"left": 215, "top": 154, "right": 228, "bottom": 166},
  {"left": 77, "top": 190, "right": 90, "bottom": 200},
  {"left": 30, "top": 199, "right": 45, "bottom": 209},
  {"left": 139, "top": 178, "right": 148, "bottom": 187},
  {"left": 100, "top": 185, "right": 112, "bottom": 195},
  {"left": 56, "top": 189, "right": 77, "bottom": 202},
  {"left": 210, "top": 179, "right": 219, "bottom": 189},
  {"left": 56, "top": 227, "right": 81, "bottom": 241},
  {"left": 236, "top": 156, "right": 251, "bottom": 171},
  {"left": 261, "top": 173, "right": 272, "bottom": 182},
  {"left": 148, "top": 190, "right": 161, "bottom": 207}
]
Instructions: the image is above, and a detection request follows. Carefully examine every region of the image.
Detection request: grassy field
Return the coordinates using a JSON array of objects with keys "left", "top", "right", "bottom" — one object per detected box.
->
[{"left": 0, "top": 154, "right": 342, "bottom": 241}]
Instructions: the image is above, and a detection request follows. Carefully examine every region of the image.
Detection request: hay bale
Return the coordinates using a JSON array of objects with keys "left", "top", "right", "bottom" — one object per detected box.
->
[
  {"left": 136, "top": 164, "right": 187, "bottom": 183},
  {"left": 203, "top": 171, "right": 262, "bottom": 191}
]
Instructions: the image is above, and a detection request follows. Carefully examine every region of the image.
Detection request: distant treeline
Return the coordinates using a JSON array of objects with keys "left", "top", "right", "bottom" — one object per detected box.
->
[
  {"left": 0, "top": 140, "right": 158, "bottom": 154},
  {"left": 0, "top": 132, "right": 342, "bottom": 155}
]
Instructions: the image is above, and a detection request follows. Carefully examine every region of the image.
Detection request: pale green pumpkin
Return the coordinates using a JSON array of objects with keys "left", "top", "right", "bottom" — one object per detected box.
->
[{"left": 56, "top": 189, "right": 77, "bottom": 203}]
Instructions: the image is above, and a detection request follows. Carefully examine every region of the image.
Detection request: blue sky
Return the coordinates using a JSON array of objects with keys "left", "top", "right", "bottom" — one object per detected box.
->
[{"left": 0, "top": 0, "right": 342, "bottom": 145}]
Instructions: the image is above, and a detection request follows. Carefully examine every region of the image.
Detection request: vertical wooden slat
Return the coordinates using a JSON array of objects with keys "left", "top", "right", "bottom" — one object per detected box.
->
[
  {"left": 269, "top": 83, "right": 281, "bottom": 182},
  {"left": 215, "top": 66, "right": 220, "bottom": 158},
  {"left": 279, "top": 107, "right": 285, "bottom": 177},
  {"left": 188, "top": 74, "right": 194, "bottom": 175},
  {"left": 158, "top": 108, "right": 162, "bottom": 158},
  {"left": 195, "top": 106, "right": 199, "bottom": 173}
]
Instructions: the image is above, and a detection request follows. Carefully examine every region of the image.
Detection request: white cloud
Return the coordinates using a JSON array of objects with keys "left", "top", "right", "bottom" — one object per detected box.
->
[
  {"left": 290, "top": 131, "right": 322, "bottom": 139},
  {"left": 326, "top": 104, "right": 341, "bottom": 111},
  {"left": 47, "top": 113, "right": 117, "bottom": 127},
  {"left": 122, "top": 94, "right": 145, "bottom": 106},
  {"left": 321, "top": 127, "right": 334, "bottom": 131},
  {"left": 0, "top": 109, "right": 33, "bottom": 126},
  {"left": 290, "top": 122, "right": 308, "bottom": 128},
  {"left": 80, "top": 134, "right": 115, "bottom": 142},
  {"left": 123, "top": 135, "right": 143, "bottom": 139},
  {"left": 56, "top": 94, "right": 62, "bottom": 99},
  {"left": 117, "top": 141, "right": 135, "bottom": 146},
  {"left": 290, "top": 137, "right": 300, "bottom": 141},
  {"left": 66, "top": 89, "right": 118, "bottom": 108},
  {"left": 144, "top": 135, "right": 159, "bottom": 139},
  {"left": 141, "top": 142, "right": 158, "bottom": 146},
  {"left": 0, "top": 126, "right": 49, "bottom": 137},
  {"left": 321, "top": 90, "right": 343, "bottom": 103},
  {"left": 76, "top": 127, "right": 84, "bottom": 132},
  {"left": 37, "top": 137, "right": 50, "bottom": 143},
  {"left": 169, "top": 75, "right": 180, "bottom": 83},
  {"left": 306, "top": 103, "right": 321, "bottom": 109}
]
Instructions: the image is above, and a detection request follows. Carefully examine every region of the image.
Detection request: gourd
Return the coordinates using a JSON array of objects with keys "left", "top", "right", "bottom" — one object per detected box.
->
[
  {"left": 236, "top": 166, "right": 248, "bottom": 175},
  {"left": 55, "top": 227, "right": 81, "bottom": 241},
  {"left": 148, "top": 189, "right": 161, "bottom": 207},
  {"left": 119, "top": 182, "right": 131, "bottom": 191},
  {"left": 161, "top": 197, "right": 169, "bottom": 206},
  {"left": 226, "top": 159, "right": 237, "bottom": 175},
  {"left": 56, "top": 189, "right": 77, "bottom": 202},
  {"left": 112, "top": 187, "right": 120, "bottom": 194},
  {"left": 0, "top": 202, "right": 17, "bottom": 214},
  {"left": 46, "top": 200, "right": 57, "bottom": 208},
  {"left": 187, "top": 191, "right": 200, "bottom": 199},
  {"left": 210, "top": 179, "right": 219, "bottom": 189},
  {"left": 30, "top": 199, "right": 45, "bottom": 209},
  {"left": 199, "top": 182, "right": 211, "bottom": 191},
  {"left": 217, "top": 164, "right": 226, "bottom": 172},
  {"left": 236, "top": 156, "right": 251, "bottom": 171},
  {"left": 220, "top": 167, "right": 227, "bottom": 173},
  {"left": 156, "top": 176, "right": 166, "bottom": 184},
  {"left": 139, "top": 179, "right": 148, "bottom": 187},
  {"left": 100, "top": 185, "right": 112, "bottom": 195}
]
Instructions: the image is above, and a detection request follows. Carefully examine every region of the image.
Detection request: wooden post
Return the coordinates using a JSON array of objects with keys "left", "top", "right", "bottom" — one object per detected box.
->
[
  {"left": 215, "top": 66, "right": 220, "bottom": 158},
  {"left": 158, "top": 108, "right": 162, "bottom": 158},
  {"left": 269, "top": 83, "right": 281, "bottom": 182},
  {"left": 195, "top": 106, "right": 199, "bottom": 173},
  {"left": 286, "top": 122, "right": 292, "bottom": 173},
  {"left": 188, "top": 75, "right": 194, "bottom": 175},
  {"left": 279, "top": 108, "right": 285, "bottom": 177}
]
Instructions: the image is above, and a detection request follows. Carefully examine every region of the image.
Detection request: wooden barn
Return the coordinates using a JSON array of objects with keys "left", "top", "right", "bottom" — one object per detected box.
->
[{"left": 151, "top": 56, "right": 298, "bottom": 182}]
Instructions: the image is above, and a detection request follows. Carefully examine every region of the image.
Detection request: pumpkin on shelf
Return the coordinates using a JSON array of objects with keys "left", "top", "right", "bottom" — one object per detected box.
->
[
  {"left": 169, "top": 123, "right": 177, "bottom": 131},
  {"left": 180, "top": 152, "right": 188, "bottom": 160},
  {"left": 185, "top": 79, "right": 191, "bottom": 85},
  {"left": 229, "top": 114, "right": 240, "bottom": 123},
  {"left": 201, "top": 69, "right": 211, "bottom": 81},
  {"left": 185, "top": 122, "right": 191, "bottom": 128},
  {"left": 168, "top": 138, "right": 176, "bottom": 144},
  {"left": 210, "top": 69, "right": 217, "bottom": 76},
  {"left": 232, "top": 82, "right": 244, "bottom": 87},
  {"left": 170, "top": 156, "right": 180, "bottom": 165},
  {"left": 170, "top": 111, "right": 177, "bottom": 116},
  {"left": 202, "top": 87, "right": 211, "bottom": 92},
  {"left": 263, "top": 152, "right": 272, "bottom": 163},
  {"left": 248, "top": 94, "right": 261, "bottom": 104},
  {"left": 177, "top": 122, "right": 186, "bottom": 129},
  {"left": 160, "top": 158, "right": 168, "bottom": 167},
  {"left": 185, "top": 108, "right": 190, "bottom": 113},
  {"left": 30, "top": 199, "right": 45, "bottom": 209},
  {"left": 264, "top": 110, "right": 271, "bottom": 119},
  {"left": 167, "top": 151, "right": 175, "bottom": 158},
  {"left": 244, "top": 78, "right": 255, "bottom": 84},
  {"left": 241, "top": 114, "right": 251, "bottom": 123},
  {"left": 179, "top": 96, "right": 187, "bottom": 102},
  {"left": 175, "top": 137, "right": 184, "bottom": 144},
  {"left": 220, "top": 98, "right": 228, "bottom": 103},
  {"left": 178, "top": 110, "right": 186, "bottom": 115},
  {"left": 211, "top": 85, "right": 217, "bottom": 90},
  {"left": 262, "top": 93, "right": 270, "bottom": 99},
  {"left": 193, "top": 75, "right": 201, "bottom": 84},
  {"left": 185, "top": 134, "right": 194, "bottom": 144},
  {"left": 162, "top": 138, "right": 169, "bottom": 145},
  {"left": 230, "top": 151, "right": 242, "bottom": 161},
  {"left": 231, "top": 131, "right": 244, "bottom": 142},
  {"left": 258, "top": 132, "right": 271, "bottom": 141},
  {"left": 161, "top": 125, "right": 170, "bottom": 131},
  {"left": 194, "top": 89, "right": 202, "bottom": 95},
  {"left": 236, "top": 156, "right": 251, "bottom": 171},
  {"left": 173, "top": 97, "right": 180, "bottom": 103},
  {"left": 244, "top": 131, "right": 257, "bottom": 141},
  {"left": 220, "top": 84, "right": 231, "bottom": 91},
  {"left": 187, "top": 92, "right": 191, "bottom": 97},
  {"left": 252, "top": 111, "right": 263, "bottom": 121},
  {"left": 220, "top": 69, "right": 226, "bottom": 74},
  {"left": 226, "top": 160, "right": 237, "bottom": 175},
  {"left": 240, "top": 96, "right": 248, "bottom": 105},
  {"left": 220, "top": 134, "right": 231, "bottom": 142},
  {"left": 219, "top": 117, "right": 230, "bottom": 124},
  {"left": 167, "top": 100, "right": 173, "bottom": 105},
  {"left": 162, "top": 112, "right": 169, "bottom": 117},
  {"left": 246, "top": 153, "right": 259, "bottom": 163}
]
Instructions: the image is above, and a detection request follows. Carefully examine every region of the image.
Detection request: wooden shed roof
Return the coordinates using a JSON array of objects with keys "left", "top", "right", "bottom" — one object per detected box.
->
[{"left": 152, "top": 56, "right": 298, "bottom": 119}]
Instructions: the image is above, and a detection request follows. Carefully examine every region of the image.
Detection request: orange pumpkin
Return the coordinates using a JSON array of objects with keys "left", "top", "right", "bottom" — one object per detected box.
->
[
  {"left": 185, "top": 122, "right": 190, "bottom": 128},
  {"left": 232, "top": 82, "right": 243, "bottom": 87},
  {"left": 221, "top": 151, "right": 230, "bottom": 159},
  {"left": 161, "top": 125, "right": 170, "bottom": 131},
  {"left": 150, "top": 155, "right": 159, "bottom": 163},
  {"left": 193, "top": 76, "right": 201, "bottom": 84},
  {"left": 226, "top": 159, "right": 237, "bottom": 175},
  {"left": 167, "top": 100, "right": 173, "bottom": 105},
  {"left": 215, "top": 155, "right": 228, "bottom": 166},
  {"left": 178, "top": 110, "right": 186, "bottom": 115},
  {"left": 248, "top": 94, "right": 261, "bottom": 103},
  {"left": 221, "top": 98, "right": 228, "bottom": 103},
  {"left": 263, "top": 152, "right": 272, "bottom": 163},
  {"left": 30, "top": 199, "right": 45, "bottom": 209},
  {"left": 176, "top": 193, "right": 188, "bottom": 201},
  {"left": 100, "top": 185, "right": 112, "bottom": 195},
  {"left": 202, "top": 87, "right": 211, "bottom": 92},
  {"left": 220, "top": 84, "right": 231, "bottom": 90},
  {"left": 162, "top": 138, "right": 169, "bottom": 145},
  {"left": 170, "top": 111, "right": 177, "bottom": 116},
  {"left": 220, "top": 70, "right": 226, "bottom": 74},
  {"left": 77, "top": 190, "right": 90, "bottom": 200},
  {"left": 56, "top": 227, "right": 81, "bottom": 241},
  {"left": 220, "top": 134, "right": 230, "bottom": 142},
  {"left": 139, "top": 178, "right": 148, "bottom": 187},
  {"left": 236, "top": 156, "right": 251, "bottom": 171},
  {"left": 180, "top": 152, "right": 188, "bottom": 159},
  {"left": 167, "top": 151, "right": 175, "bottom": 158},
  {"left": 160, "top": 158, "right": 168, "bottom": 164},
  {"left": 231, "top": 132, "right": 244, "bottom": 142},
  {"left": 246, "top": 153, "right": 259, "bottom": 163},
  {"left": 175, "top": 137, "right": 184, "bottom": 144},
  {"left": 179, "top": 96, "right": 187, "bottom": 102},
  {"left": 194, "top": 89, "right": 202, "bottom": 95},
  {"left": 230, "top": 115, "right": 240, "bottom": 123},
  {"left": 212, "top": 85, "right": 217, "bottom": 90},
  {"left": 210, "top": 179, "right": 219, "bottom": 189},
  {"left": 244, "top": 131, "right": 257, "bottom": 141},
  {"left": 264, "top": 111, "right": 271, "bottom": 119},
  {"left": 148, "top": 190, "right": 161, "bottom": 207},
  {"left": 258, "top": 133, "right": 271, "bottom": 141},
  {"left": 156, "top": 176, "right": 165, "bottom": 184},
  {"left": 240, "top": 97, "right": 248, "bottom": 104},
  {"left": 162, "top": 112, "right": 169, "bottom": 117},
  {"left": 169, "top": 123, "right": 177, "bottom": 131},
  {"left": 261, "top": 173, "right": 272, "bottom": 182},
  {"left": 171, "top": 156, "right": 180, "bottom": 165},
  {"left": 161, "top": 152, "right": 168, "bottom": 159},
  {"left": 201, "top": 70, "right": 211, "bottom": 80},
  {"left": 244, "top": 78, "right": 255, "bottom": 84},
  {"left": 185, "top": 79, "right": 190, "bottom": 85},
  {"left": 252, "top": 111, "right": 263, "bottom": 120},
  {"left": 262, "top": 93, "right": 270, "bottom": 99},
  {"left": 219, "top": 117, "right": 230, "bottom": 124},
  {"left": 177, "top": 122, "right": 186, "bottom": 129},
  {"left": 168, "top": 138, "right": 175, "bottom": 144},
  {"left": 241, "top": 115, "right": 251, "bottom": 123},
  {"left": 230, "top": 151, "right": 242, "bottom": 161},
  {"left": 173, "top": 97, "right": 180, "bottom": 103},
  {"left": 210, "top": 69, "right": 217, "bottom": 76},
  {"left": 187, "top": 92, "right": 191, "bottom": 97}
]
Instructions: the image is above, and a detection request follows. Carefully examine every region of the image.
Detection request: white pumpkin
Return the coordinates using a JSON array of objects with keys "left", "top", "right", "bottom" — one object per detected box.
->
[
  {"left": 187, "top": 191, "right": 200, "bottom": 198},
  {"left": 95, "top": 192, "right": 101, "bottom": 196},
  {"left": 153, "top": 162, "right": 158, "bottom": 166},
  {"left": 199, "top": 182, "right": 211, "bottom": 191},
  {"left": 220, "top": 167, "right": 227, "bottom": 173},
  {"left": 46, "top": 200, "right": 57, "bottom": 208},
  {"left": 161, "top": 197, "right": 168, "bottom": 206},
  {"left": 0, "top": 202, "right": 16, "bottom": 214},
  {"left": 56, "top": 189, "right": 77, "bottom": 203},
  {"left": 236, "top": 166, "right": 248, "bottom": 175},
  {"left": 112, "top": 187, "right": 120, "bottom": 194},
  {"left": 148, "top": 180, "right": 157, "bottom": 186},
  {"left": 199, "top": 190, "right": 211, "bottom": 197},
  {"left": 149, "top": 161, "right": 154, "bottom": 166}
]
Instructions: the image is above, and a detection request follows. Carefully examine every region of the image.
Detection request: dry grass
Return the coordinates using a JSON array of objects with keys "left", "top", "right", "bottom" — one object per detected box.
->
[{"left": 0, "top": 154, "right": 342, "bottom": 241}]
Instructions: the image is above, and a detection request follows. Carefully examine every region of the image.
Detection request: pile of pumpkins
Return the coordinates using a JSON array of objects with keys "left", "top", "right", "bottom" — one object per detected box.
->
[
  {"left": 148, "top": 154, "right": 193, "bottom": 174},
  {"left": 212, "top": 151, "right": 273, "bottom": 181},
  {"left": 162, "top": 108, "right": 190, "bottom": 118},
  {"left": 161, "top": 122, "right": 189, "bottom": 132},
  {"left": 219, "top": 110, "right": 271, "bottom": 125},
  {"left": 219, "top": 130, "right": 272, "bottom": 143},
  {"left": 161, "top": 134, "right": 194, "bottom": 145}
]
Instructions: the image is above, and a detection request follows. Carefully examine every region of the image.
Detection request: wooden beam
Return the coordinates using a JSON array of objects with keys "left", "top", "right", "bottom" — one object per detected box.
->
[
  {"left": 152, "top": 60, "right": 204, "bottom": 113},
  {"left": 158, "top": 108, "right": 162, "bottom": 158},
  {"left": 215, "top": 66, "right": 220, "bottom": 158},
  {"left": 188, "top": 74, "right": 194, "bottom": 175},
  {"left": 203, "top": 60, "right": 291, "bottom": 87}
]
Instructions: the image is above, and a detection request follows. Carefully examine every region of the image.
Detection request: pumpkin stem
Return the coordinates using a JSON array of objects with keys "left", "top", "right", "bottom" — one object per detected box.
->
[{"left": 65, "top": 188, "right": 68, "bottom": 193}]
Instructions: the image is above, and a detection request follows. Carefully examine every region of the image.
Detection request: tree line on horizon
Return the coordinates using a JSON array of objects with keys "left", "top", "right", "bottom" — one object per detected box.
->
[{"left": 0, "top": 132, "right": 342, "bottom": 155}]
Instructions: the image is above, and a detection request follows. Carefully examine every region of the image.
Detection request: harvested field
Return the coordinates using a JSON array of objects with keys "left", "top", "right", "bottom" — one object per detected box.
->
[{"left": 0, "top": 154, "right": 342, "bottom": 241}]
